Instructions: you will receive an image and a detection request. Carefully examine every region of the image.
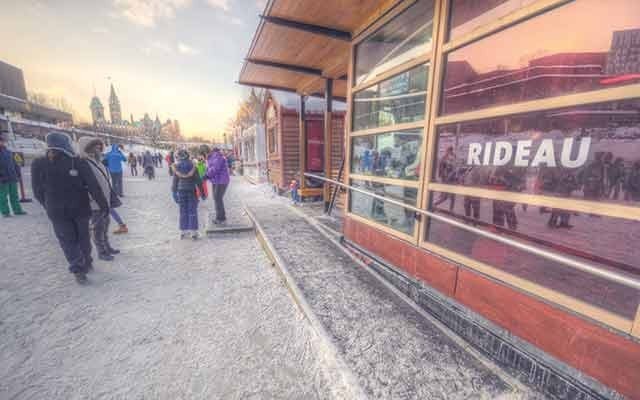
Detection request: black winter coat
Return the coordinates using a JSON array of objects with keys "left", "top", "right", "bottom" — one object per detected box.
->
[
  {"left": 172, "top": 161, "right": 204, "bottom": 194},
  {"left": 31, "top": 152, "right": 109, "bottom": 219},
  {"left": 0, "top": 146, "right": 19, "bottom": 184}
]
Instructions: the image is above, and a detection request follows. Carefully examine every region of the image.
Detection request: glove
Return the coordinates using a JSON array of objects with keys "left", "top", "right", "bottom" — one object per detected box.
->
[
  {"left": 172, "top": 192, "right": 178, "bottom": 204},
  {"left": 101, "top": 208, "right": 110, "bottom": 219},
  {"left": 201, "top": 194, "right": 207, "bottom": 201}
]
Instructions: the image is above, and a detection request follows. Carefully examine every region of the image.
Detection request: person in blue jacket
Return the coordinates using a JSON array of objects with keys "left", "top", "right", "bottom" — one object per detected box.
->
[{"left": 104, "top": 144, "right": 127, "bottom": 196}]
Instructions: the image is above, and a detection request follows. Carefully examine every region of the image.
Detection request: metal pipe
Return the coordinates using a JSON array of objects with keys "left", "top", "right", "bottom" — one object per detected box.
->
[{"left": 304, "top": 173, "right": 640, "bottom": 291}]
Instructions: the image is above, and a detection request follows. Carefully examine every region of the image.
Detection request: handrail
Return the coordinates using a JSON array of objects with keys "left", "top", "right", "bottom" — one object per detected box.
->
[{"left": 304, "top": 172, "right": 640, "bottom": 291}]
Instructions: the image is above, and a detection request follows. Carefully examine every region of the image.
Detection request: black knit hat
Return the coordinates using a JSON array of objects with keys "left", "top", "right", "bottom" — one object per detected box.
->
[
  {"left": 46, "top": 131, "right": 75, "bottom": 157},
  {"left": 177, "top": 149, "right": 190, "bottom": 160}
]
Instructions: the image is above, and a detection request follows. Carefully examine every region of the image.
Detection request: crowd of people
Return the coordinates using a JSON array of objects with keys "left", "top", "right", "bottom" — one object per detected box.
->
[{"left": 20, "top": 131, "right": 231, "bottom": 285}]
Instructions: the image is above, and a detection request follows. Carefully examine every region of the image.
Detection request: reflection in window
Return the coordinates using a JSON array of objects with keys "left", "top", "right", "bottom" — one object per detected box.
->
[
  {"left": 351, "top": 129, "right": 422, "bottom": 180},
  {"left": 350, "top": 179, "right": 417, "bottom": 235},
  {"left": 353, "top": 64, "right": 428, "bottom": 131},
  {"left": 268, "top": 126, "right": 277, "bottom": 154},
  {"left": 441, "top": 0, "right": 640, "bottom": 115},
  {"left": 432, "top": 98, "right": 640, "bottom": 205},
  {"left": 448, "top": 0, "right": 537, "bottom": 41},
  {"left": 426, "top": 190, "right": 640, "bottom": 318},
  {"left": 354, "top": 0, "right": 434, "bottom": 87}
]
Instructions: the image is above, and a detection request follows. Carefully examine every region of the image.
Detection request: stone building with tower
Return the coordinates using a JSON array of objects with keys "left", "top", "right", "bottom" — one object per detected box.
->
[{"left": 88, "top": 83, "right": 182, "bottom": 142}]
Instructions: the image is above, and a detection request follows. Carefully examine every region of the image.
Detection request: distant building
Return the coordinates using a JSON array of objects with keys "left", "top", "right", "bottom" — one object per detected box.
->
[
  {"left": 108, "top": 84, "right": 122, "bottom": 124},
  {"left": 0, "top": 60, "right": 72, "bottom": 125},
  {"left": 90, "top": 95, "right": 105, "bottom": 124}
]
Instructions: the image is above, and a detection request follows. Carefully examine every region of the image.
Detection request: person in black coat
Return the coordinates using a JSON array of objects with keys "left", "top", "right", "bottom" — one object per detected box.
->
[{"left": 31, "top": 131, "right": 109, "bottom": 284}]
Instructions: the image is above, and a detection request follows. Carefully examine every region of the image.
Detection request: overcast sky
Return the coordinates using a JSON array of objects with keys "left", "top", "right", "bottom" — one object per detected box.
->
[{"left": 1, "top": 0, "right": 266, "bottom": 139}]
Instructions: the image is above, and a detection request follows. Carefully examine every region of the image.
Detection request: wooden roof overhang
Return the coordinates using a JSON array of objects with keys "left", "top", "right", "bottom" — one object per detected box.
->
[{"left": 238, "top": 0, "right": 403, "bottom": 99}]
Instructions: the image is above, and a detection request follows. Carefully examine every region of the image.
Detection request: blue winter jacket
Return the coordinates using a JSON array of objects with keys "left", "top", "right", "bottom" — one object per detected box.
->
[
  {"left": 104, "top": 144, "right": 127, "bottom": 173},
  {"left": 0, "top": 146, "right": 19, "bottom": 184}
]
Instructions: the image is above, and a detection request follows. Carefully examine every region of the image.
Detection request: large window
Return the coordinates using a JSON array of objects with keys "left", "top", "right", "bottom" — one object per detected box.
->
[
  {"left": 433, "top": 99, "right": 640, "bottom": 205},
  {"left": 351, "top": 129, "right": 422, "bottom": 181},
  {"left": 441, "top": 0, "right": 640, "bottom": 115},
  {"left": 426, "top": 190, "right": 640, "bottom": 318},
  {"left": 354, "top": 0, "right": 435, "bottom": 87},
  {"left": 353, "top": 64, "right": 429, "bottom": 131},
  {"left": 350, "top": 180, "right": 418, "bottom": 236}
]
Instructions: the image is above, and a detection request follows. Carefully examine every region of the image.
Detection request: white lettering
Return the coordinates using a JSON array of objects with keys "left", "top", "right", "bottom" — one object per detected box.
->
[
  {"left": 467, "top": 143, "right": 482, "bottom": 165},
  {"left": 482, "top": 142, "right": 492, "bottom": 165},
  {"left": 531, "top": 139, "right": 556, "bottom": 167},
  {"left": 561, "top": 137, "right": 591, "bottom": 168},
  {"left": 493, "top": 141, "right": 512, "bottom": 166},
  {"left": 514, "top": 140, "right": 532, "bottom": 167}
]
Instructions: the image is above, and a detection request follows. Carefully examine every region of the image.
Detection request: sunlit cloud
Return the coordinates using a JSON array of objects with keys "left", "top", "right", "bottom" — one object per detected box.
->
[
  {"left": 255, "top": 0, "right": 267, "bottom": 10},
  {"left": 113, "top": 0, "right": 191, "bottom": 27},
  {"left": 230, "top": 17, "right": 244, "bottom": 26},
  {"left": 206, "top": 0, "right": 230, "bottom": 11},
  {"left": 178, "top": 42, "right": 200, "bottom": 55}
]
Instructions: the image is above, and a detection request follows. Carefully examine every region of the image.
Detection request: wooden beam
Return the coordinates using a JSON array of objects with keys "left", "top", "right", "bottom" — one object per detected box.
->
[
  {"left": 245, "top": 58, "right": 323, "bottom": 77},
  {"left": 237, "top": 81, "right": 299, "bottom": 94},
  {"left": 260, "top": 15, "right": 351, "bottom": 42}
]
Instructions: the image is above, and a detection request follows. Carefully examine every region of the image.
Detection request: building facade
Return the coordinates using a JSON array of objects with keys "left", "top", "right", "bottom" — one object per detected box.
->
[{"left": 239, "top": 1, "right": 640, "bottom": 398}]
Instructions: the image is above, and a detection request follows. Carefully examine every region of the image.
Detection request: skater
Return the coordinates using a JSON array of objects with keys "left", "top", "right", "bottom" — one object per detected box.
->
[
  {"left": 31, "top": 131, "right": 109, "bottom": 284},
  {"left": 205, "top": 147, "right": 230, "bottom": 226},
  {"left": 143, "top": 150, "right": 155, "bottom": 180},
  {"left": 171, "top": 150, "right": 206, "bottom": 239},
  {"left": 128, "top": 152, "right": 138, "bottom": 176},
  {"left": 0, "top": 132, "right": 27, "bottom": 217},
  {"left": 166, "top": 151, "right": 175, "bottom": 176},
  {"left": 104, "top": 144, "right": 127, "bottom": 196},
  {"left": 78, "top": 137, "right": 120, "bottom": 261},
  {"left": 195, "top": 150, "right": 209, "bottom": 198},
  {"left": 289, "top": 179, "right": 300, "bottom": 205}
]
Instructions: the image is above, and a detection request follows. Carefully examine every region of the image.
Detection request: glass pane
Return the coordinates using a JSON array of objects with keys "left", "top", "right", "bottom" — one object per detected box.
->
[
  {"left": 441, "top": 0, "right": 640, "bottom": 115},
  {"left": 351, "top": 129, "right": 423, "bottom": 181},
  {"left": 349, "top": 179, "right": 418, "bottom": 235},
  {"left": 354, "top": 0, "right": 435, "bottom": 87},
  {"left": 448, "top": 0, "right": 537, "bottom": 41},
  {"left": 432, "top": 99, "right": 640, "bottom": 206},
  {"left": 353, "top": 64, "right": 429, "bottom": 131},
  {"left": 426, "top": 191, "right": 640, "bottom": 318}
]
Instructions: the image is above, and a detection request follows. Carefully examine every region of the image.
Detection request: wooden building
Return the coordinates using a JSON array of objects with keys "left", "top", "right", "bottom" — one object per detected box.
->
[
  {"left": 264, "top": 90, "right": 345, "bottom": 199},
  {"left": 238, "top": 1, "right": 640, "bottom": 399}
]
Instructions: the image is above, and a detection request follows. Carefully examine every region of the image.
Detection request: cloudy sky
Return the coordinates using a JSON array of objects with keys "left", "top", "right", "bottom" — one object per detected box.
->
[{"left": 1, "top": 0, "right": 266, "bottom": 139}]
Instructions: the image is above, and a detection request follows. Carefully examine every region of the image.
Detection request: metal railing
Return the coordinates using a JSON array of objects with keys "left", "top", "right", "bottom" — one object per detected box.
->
[{"left": 304, "top": 173, "right": 640, "bottom": 291}]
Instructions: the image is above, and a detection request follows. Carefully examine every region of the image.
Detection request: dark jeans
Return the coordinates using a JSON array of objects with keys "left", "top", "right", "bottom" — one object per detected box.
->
[
  {"left": 213, "top": 183, "right": 228, "bottom": 222},
  {"left": 90, "top": 210, "right": 111, "bottom": 254},
  {"left": 178, "top": 191, "right": 199, "bottom": 231},
  {"left": 51, "top": 215, "right": 92, "bottom": 273},
  {"left": 130, "top": 165, "right": 138, "bottom": 176},
  {"left": 111, "top": 172, "right": 123, "bottom": 196}
]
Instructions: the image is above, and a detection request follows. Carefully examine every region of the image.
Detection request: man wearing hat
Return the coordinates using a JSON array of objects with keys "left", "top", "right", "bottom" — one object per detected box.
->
[
  {"left": 0, "top": 131, "right": 26, "bottom": 217},
  {"left": 31, "top": 131, "right": 109, "bottom": 284}
]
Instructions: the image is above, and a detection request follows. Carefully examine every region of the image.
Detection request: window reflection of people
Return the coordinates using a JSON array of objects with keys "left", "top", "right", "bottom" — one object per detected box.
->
[
  {"left": 579, "top": 152, "right": 605, "bottom": 201},
  {"left": 626, "top": 160, "right": 640, "bottom": 202},
  {"left": 607, "top": 157, "right": 625, "bottom": 200},
  {"left": 490, "top": 166, "right": 523, "bottom": 231},
  {"left": 547, "top": 168, "right": 578, "bottom": 229},
  {"left": 434, "top": 146, "right": 457, "bottom": 211},
  {"left": 461, "top": 166, "right": 481, "bottom": 222}
]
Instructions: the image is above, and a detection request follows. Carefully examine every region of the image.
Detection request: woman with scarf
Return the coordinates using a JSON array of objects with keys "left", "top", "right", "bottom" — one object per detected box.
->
[{"left": 171, "top": 149, "right": 206, "bottom": 239}]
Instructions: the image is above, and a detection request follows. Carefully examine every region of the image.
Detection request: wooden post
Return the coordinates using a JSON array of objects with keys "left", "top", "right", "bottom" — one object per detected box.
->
[
  {"left": 324, "top": 78, "right": 333, "bottom": 211},
  {"left": 299, "top": 95, "right": 306, "bottom": 191}
]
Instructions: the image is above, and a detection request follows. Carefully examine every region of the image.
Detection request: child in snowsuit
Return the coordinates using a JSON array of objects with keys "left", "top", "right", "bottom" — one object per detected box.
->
[
  {"left": 172, "top": 150, "right": 206, "bottom": 239},
  {"left": 0, "top": 132, "right": 26, "bottom": 217},
  {"left": 289, "top": 179, "right": 300, "bottom": 205},
  {"left": 195, "top": 155, "right": 209, "bottom": 198}
]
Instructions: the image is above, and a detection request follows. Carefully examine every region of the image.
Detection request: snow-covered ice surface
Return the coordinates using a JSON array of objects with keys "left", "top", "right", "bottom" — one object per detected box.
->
[
  {"left": 0, "top": 170, "right": 350, "bottom": 400},
  {"left": 242, "top": 183, "right": 548, "bottom": 400}
]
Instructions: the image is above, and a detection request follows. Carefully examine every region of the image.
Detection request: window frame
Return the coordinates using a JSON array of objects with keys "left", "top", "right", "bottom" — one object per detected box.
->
[{"left": 344, "top": 0, "right": 640, "bottom": 337}]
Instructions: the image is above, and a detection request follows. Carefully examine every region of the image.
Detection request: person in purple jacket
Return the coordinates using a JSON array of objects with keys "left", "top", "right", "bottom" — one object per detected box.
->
[{"left": 205, "top": 147, "right": 230, "bottom": 225}]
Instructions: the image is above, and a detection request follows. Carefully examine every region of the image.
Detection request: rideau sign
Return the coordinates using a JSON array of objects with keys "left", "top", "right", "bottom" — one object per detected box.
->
[{"left": 466, "top": 138, "right": 591, "bottom": 168}]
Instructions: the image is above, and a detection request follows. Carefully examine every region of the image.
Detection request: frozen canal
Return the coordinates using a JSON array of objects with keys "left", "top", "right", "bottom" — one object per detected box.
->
[{"left": 0, "top": 170, "right": 350, "bottom": 400}]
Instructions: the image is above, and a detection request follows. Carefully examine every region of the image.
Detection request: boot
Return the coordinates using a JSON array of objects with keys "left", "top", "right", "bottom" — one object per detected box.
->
[
  {"left": 107, "top": 246, "right": 120, "bottom": 254},
  {"left": 74, "top": 272, "right": 89, "bottom": 285},
  {"left": 99, "top": 253, "right": 115, "bottom": 261},
  {"left": 113, "top": 224, "right": 128, "bottom": 234}
]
